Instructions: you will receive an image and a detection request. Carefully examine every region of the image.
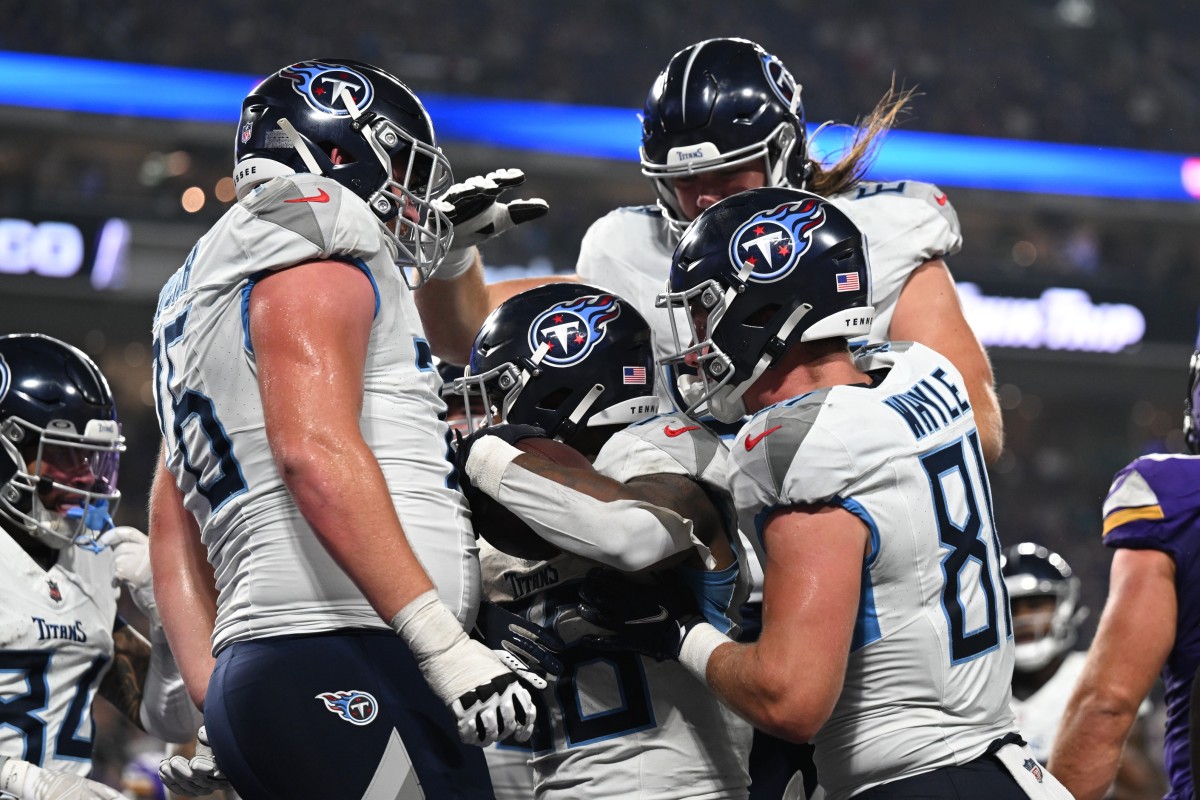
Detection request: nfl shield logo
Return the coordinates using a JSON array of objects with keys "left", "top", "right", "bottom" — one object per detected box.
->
[
  {"left": 47, "top": 579, "right": 62, "bottom": 602},
  {"left": 240, "top": 121, "right": 254, "bottom": 144},
  {"left": 1023, "top": 758, "right": 1044, "bottom": 783}
]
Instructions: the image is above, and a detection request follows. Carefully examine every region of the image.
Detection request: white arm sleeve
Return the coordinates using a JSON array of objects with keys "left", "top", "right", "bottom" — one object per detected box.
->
[
  {"left": 482, "top": 455, "right": 712, "bottom": 571},
  {"left": 138, "top": 623, "right": 205, "bottom": 743}
]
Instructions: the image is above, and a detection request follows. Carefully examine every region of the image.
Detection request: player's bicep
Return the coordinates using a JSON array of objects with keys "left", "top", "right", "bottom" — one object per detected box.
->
[
  {"left": 249, "top": 260, "right": 375, "bottom": 453},
  {"left": 890, "top": 259, "right": 1002, "bottom": 460},
  {"left": 1079, "top": 548, "right": 1176, "bottom": 709},
  {"left": 757, "top": 504, "right": 868, "bottom": 712}
]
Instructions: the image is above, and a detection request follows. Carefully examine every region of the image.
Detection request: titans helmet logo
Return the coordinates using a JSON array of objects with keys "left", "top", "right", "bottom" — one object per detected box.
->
[
  {"left": 528, "top": 294, "right": 621, "bottom": 367},
  {"left": 760, "top": 53, "right": 800, "bottom": 111},
  {"left": 729, "top": 199, "right": 826, "bottom": 283},
  {"left": 282, "top": 61, "right": 374, "bottom": 117},
  {"left": 315, "top": 690, "right": 378, "bottom": 726}
]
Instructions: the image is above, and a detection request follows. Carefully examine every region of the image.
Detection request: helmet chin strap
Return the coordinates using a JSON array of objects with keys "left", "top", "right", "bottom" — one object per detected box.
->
[
  {"left": 559, "top": 383, "right": 606, "bottom": 439},
  {"left": 277, "top": 118, "right": 325, "bottom": 176}
]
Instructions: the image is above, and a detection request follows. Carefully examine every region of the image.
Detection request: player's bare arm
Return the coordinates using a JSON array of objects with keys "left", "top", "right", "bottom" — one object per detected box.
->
[
  {"left": 250, "top": 259, "right": 438, "bottom": 620},
  {"left": 150, "top": 450, "right": 218, "bottom": 709},
  {"left": 704, "top": 503, "right": 867, "bottom": 743},
  {"left": 890, "top": 258, "right": 1004, "bottom": 462},
  {"left": 414, "top": 254, "right": 491, "bottom": 365},
  {"left": 1049, "top": 548, "right": 1176, "bottom": 800},
  {"left": 98, "top": 621, "right": 151, "bottom": 729}
]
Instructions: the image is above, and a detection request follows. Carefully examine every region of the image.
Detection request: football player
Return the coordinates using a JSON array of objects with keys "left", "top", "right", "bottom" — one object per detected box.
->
[
  {"left": 460, "top": 40, "right": 1001, "bottom": 797},
  {"left": 582, "top": 187, "right": 1072, "bottom": 799},
  {"left": 148, "top": 59, "right": 538, "bottom": 799},
  {"left": 0, "top": 333, "right": 201, "bottom": 800},
  {"left": 450, "top": 282, "right": 753, "bottom": 798},
  {"left": 1049, "top": 349, "right": 1200, "bottom": 800}
]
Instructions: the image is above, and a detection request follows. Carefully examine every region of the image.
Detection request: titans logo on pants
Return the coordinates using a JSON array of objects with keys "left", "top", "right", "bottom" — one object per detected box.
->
[
  {"left": 282, "top": 61, "right": 374, "bottom": 116},
  {"left": 528, "top": 294, "right": 621, "bottom": 367},
  {"left": 729, "top": 199, "right": 826, "bottom": 283},
  {"left": 316, "top": 690, "right": 379, "bottom": 726}
]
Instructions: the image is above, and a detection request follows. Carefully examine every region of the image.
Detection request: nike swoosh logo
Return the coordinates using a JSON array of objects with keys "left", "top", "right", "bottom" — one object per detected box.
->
[
  {"left": 935, "top": 194, "right": 948, "bottom": 206},
  {"left": 628, "top": 607, "right": 669, "bottom": 624},
  {"left": 745, "top": 424, "right": 783, "bottom": 451},
  {"left": 284, "top": 188, "right": 331, "bottom": 204},
  {"left": 664, "top": 424, "right": 701, "bottom": 438}
]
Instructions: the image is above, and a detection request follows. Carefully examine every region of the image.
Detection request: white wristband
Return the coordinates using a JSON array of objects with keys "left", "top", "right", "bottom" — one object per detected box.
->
[
  {"left": 465, "top": 436, "right": 523, "bottom": 498},
  {"left": 679, "top": 622, "right": 731, "bottom": 683},
  {"left": 432, "top": 245, "right": 479, "bottom": 281}
]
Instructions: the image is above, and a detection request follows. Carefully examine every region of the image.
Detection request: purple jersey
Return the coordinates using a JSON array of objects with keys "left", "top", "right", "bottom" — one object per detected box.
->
[{"left": 1102, "top": 453, "right": 1200, "bottom": 799}]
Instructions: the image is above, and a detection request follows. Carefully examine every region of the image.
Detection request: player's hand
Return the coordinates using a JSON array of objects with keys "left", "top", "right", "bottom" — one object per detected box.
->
[
  {"left": 474, "top": 600, "right": 565, "bottom": 690},
  {"left": 437, "top": 168, "right": 548, "bottom": 251},
  {"left": 98, "top": 526, "right": 159, "bottom": 625},
  {"left": 158, "top": 726, "right": 230, "bottom": 797},
  {"left": 392, "top": 591, "right": 537, "bottom": 746},
  {"left": 0, "top": 757, "right": 129, "bottom": 799},
  {"left": 576, "top": 568, "right": 706, "bottom": 661}
]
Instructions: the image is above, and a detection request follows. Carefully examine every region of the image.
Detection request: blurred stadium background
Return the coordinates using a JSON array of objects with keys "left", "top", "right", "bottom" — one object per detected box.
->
[{"left": 1, "top": 0, "right": 1197, "bottom": 787}]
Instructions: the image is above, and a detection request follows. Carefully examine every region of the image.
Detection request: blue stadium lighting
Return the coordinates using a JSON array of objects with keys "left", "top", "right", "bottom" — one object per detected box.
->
[{"left": 2, "top": 51, "right": 1198, "bottom": 203}]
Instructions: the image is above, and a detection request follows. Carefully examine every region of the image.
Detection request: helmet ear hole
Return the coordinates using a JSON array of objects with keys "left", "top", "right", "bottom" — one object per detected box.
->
[{"left": 536, "top": 387, "right": 572, "bottom": 413}]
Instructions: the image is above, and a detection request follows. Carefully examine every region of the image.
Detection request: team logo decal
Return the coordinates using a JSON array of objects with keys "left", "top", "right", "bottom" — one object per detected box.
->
[
  {"left": 729, "top": 199, "right": 826, "bottom": 283},
  {"left": 316, "top": 690, "right": 379, "bottom": 726},
  {"left": 760, "top": 53, "right": 800, "bottom": 110},
  {"left": 0, "top": 354, "right": 8, "bottom": 404},
  {"left": 528, "top": 294, "right": 621, "bottom": 367},
  {"left": 1022, "top": 758, "right": 1044, "bottom": 783},
  {"left": 282, "top": 61, "right": 374, "bottom": 117},
  {"left": 47, "top": 579, "right": 62, "bottom": 603}
]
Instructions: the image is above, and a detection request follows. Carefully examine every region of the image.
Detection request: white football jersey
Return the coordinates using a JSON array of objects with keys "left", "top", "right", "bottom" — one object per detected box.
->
[
  {"left": 575, "top": 179, "right": 962, "bottom": 387},
  {"left": 0, "top": 533, "right": 118, "bottom": 774},
  {"left": 480, "top": 416, "right": 752, "bottom": 799},
  {"left": 151, "top": 174, "right": 477, "bottom": 654},
  {"left": 729, "top": 343, "right": 1015, "bottom": 800},
  {"left": 1010, "top": 651, "right": 1087, "bottom": 763}
]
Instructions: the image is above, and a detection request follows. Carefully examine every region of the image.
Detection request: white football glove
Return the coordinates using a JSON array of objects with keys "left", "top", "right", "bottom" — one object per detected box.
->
[
  {"left": 390, "top": 591, "right": 537, "bottom": 746},
  {"left": 99, "top": 526, "right": 159, "bottom": 626},
  {"left": 431, "top": 168, "right": 548, "bottom": 279},
  {"left": 158, "top": 726, "right": 231, "bottom": 797},
  {"left": 0, "top": 756, "right": 128, "bottom": 800}
]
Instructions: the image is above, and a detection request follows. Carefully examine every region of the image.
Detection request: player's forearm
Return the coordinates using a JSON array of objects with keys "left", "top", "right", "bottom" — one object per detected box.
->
[
  {"left": 1048, "top": 702, "right": 1135, "bottom": 800},
  {"left": 966, "top": 375, "right": 1004, "bottom": 463},
  {"left": 704, "top": 639, "right": 830, "bottom": 744},
  {"left": 150, "top": 457, "right": 218, "bottom": 708},
  {"left": 469, "top": 441, "right": 699, "bottom": 570},
  {"left": 414, "top": 251, "right": 489, "bottom": 364},
  {"left": 279, "top": 439, "right": 436, "bottom": 620}
]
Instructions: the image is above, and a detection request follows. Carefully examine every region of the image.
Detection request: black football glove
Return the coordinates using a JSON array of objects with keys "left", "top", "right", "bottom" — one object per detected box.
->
[
  {"left": 474, "top": 600, "right": 565, "bottom": 690},
  {"left": 437, "top": 169, "right": 549, "bottom": 251},
  {"left": 576, "top": 568, "right": 707, "bottom": 662}
]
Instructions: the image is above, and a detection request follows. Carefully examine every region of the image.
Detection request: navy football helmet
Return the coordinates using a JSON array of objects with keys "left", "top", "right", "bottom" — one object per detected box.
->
[
  {"left": 1183, "top": 350, "right": 1200, "bottom": 454},
  {"left": 234, "top": 58, "right": 454, "bottom": 285},
  {"left": 641, "top": 38, "right": 808, "bottom": 230},
  {"left": 450, "top": 283, "right": 660, "bottom": 446},
  {"left": 0, "top": 334, "right": 123, "bottom": 549},
  {"left": 656, "top": 187, "right": 873, "bottom": 422},
  {"left": 1001, "top": 542, "right": 1087, "bottom": 672}
]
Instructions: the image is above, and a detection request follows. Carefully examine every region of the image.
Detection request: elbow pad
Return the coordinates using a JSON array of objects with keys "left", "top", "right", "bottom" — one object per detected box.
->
[
  {"left": 493, "top": 461, "right": 712, "bottom": 571},
  {"left": 139, "top": 624, "right": 204, "bottom": 743}
]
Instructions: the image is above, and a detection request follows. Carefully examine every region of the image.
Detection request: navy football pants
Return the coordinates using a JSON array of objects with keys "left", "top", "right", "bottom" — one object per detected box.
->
[{"left": 204, "top": 629, "right": 496, "bottom": 799}]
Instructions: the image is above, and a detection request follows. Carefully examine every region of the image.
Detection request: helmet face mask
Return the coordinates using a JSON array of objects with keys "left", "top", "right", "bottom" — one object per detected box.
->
[
  {"left": 234, "top": 59, "right": 454, "bottom": 287},
  {"left": 0, "top": 335, "right": 124, "bottom": 550},
  {"left": 1001, "top": 543, "right": 1087, "bottom": 673},
  {"left": 640, "top": 38, "right": 807, "bottom": 231},
  {"left": 656, "top": 187, "right": 874, "bottom": 423},
  {"left": 450, "top": 285, "right": 661, "bottom": 448}
]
